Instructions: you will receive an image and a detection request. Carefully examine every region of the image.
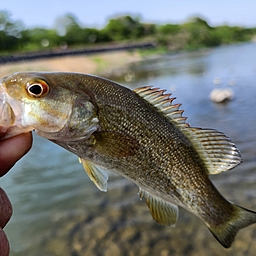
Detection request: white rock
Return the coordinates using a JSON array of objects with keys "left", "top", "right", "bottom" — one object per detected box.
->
[{"left": 209, "top": 88, "right": 234, "bottom": 103}]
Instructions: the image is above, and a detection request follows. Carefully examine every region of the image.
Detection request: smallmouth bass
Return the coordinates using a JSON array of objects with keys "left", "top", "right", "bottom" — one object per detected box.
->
[{"left": 0, "top": 71, "right": 255, "bottom": 248}]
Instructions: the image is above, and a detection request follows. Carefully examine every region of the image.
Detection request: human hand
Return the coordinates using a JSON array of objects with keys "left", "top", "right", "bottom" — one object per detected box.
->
[{"left": 0, "top": 133, "right": 32, "bottom": 256}]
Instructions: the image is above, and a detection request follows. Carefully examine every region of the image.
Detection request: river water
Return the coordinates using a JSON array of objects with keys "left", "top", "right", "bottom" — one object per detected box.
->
[{"left": 1, "top": 43, "right": 256, "bottom": 256}]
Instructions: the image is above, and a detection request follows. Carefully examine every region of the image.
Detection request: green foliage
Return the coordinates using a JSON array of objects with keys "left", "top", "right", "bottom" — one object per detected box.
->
[
  {"left": 157, "top": 24, "right": 181, "bottom": 35},
  {"left": 0, "top": 11, "right": 256, "bottom": 54},
  {"left": 214, "top": 25, "right": 254, "bottom": 44},
  {"left": 20, "top": 28, "right": 60, "bottom": 50},
  {"left": 103, "top": 15, "right": 146, "bottom": 41},
  {"left": 0, "top": 11, "right": 24, "bottom": 51},
  {"left": 181, "top": 17, "right": 221, "bottom": 49}
]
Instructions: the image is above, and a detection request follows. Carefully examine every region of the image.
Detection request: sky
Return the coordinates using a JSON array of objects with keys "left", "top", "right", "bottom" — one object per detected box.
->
[{"left": 1, "top": 0, "right": 256, "bottom": 29}]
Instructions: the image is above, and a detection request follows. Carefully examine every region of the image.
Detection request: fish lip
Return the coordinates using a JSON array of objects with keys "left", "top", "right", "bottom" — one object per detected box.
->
[
  {"left": 0, "top": 81, "right": 15, "bottom": 127},
  {"left": 0, "top": 82, "right": 10, "bottom": 139},
  {"left": 0, "top": 80, "right": 22, "bottom": 140},
  {"left": 0, "top": 101, "right": 15, "bottom": 127}
]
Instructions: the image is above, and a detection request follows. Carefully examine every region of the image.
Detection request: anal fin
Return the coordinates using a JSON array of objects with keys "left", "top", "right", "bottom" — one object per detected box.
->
[
  {"left": 79, "top": 158, "right": 108, "bottom": 192},
  {"left": 139, "top": 188, "right": 179, "bottom": 227}
]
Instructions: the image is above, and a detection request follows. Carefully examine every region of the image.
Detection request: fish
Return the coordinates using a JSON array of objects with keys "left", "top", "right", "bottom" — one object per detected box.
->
[{"left": 0, "top": 71, "right": 256, "bottom": 248}]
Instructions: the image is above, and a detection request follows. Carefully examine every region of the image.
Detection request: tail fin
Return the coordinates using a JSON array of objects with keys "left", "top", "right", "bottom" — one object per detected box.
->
[{"left": 207, "top": 204, "right": 256, "bottom": 248}]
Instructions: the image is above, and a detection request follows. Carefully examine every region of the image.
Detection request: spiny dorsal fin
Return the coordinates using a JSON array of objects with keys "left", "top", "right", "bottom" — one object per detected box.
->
[
  {"left": 134, "top": 86, "right": 242, "bottom": 174},
  {"left": 79, "top": 158, "right": 108, "bottom": 192},
  {"left": 134, "top": 86, "right": 190, "bottom": 128},
  {"left": 139, "top": 187, "right": 178, "bottom": 227}
]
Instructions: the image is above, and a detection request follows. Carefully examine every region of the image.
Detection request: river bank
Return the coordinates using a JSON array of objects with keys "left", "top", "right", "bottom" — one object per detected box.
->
[{"left": 0, "top": 50, "right": 144, "bottom": 78}]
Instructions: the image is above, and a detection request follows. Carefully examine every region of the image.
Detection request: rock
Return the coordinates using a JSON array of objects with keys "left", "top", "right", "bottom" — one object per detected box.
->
[
  {"left": 209, "top": 88, "right": 234, "bottom": 103},
  {"left": 212, "top": 77, "right": 222, "bottom": 85}
]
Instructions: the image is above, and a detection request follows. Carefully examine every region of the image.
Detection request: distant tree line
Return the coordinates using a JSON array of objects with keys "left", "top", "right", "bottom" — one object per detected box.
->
[{"left": 0, "top": 10, "right": 256, "bottom": 54}]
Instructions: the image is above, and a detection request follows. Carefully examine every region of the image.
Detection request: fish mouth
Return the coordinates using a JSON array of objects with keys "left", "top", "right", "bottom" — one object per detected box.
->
[
  {"left": 0, "top": 101, "right": 15, "bottom": 128},
  {"left": 0, "top": 82, "right": 15, "bottom": 128},
  {"left": 0, "top": 81, "right": 17, "bottom": 139}
]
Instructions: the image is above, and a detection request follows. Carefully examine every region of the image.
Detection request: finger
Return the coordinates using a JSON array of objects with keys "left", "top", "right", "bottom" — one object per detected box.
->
[
  {"left": 0, "top": 188, "right": 11, "bottom": 256},
  {"left": 0, "top": 188, "right": 12, "bottom": 229},
  {"left": 0, "top": 133, "right": 32, "bottom": 177},
  {"left": 0, "top": 228, "right": 10, "bottom": 256}
]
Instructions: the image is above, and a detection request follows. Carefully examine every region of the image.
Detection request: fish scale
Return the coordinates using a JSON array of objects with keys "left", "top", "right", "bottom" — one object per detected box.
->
[{"left": 0, "top": 72, "right": 256, "bottom": 248}]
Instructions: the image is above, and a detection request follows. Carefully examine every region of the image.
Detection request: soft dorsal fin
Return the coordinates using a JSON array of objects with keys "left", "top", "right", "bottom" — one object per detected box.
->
[
  {"left": 134, "top": 86, "right": 242, "bottom": 174},
  {"left": 79, "top": 158, "right": 108, "bottom": 192},
  {"left": 187, "top": 128, "right": 242, "bottom": 174},
  {"left": 139, "top": 188, "right": 178, "bottom": 227}
]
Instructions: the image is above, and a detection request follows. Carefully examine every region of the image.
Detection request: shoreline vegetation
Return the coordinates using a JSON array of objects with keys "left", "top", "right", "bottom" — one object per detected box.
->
[
  {"left": 1, "top": 11, "right": 256, "bottom": 78},
  {"left": 1, "top": 11, "right": 256, "bottom": 55}
]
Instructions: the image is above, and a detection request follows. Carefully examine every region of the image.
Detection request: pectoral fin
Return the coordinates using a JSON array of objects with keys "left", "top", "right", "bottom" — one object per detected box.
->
[
  {"left": 139, "top": 188, "right": 179, "bottom": 226},
  {"left": 93, "top": 131, "right": 139, "bottom": 158},
  {"left": 79, "top": 158, "right": 108, "bottom": 192}
]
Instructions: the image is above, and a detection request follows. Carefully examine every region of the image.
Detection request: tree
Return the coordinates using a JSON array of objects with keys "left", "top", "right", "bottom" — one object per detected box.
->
[
  {"left": 102, "top": 15, "right": 145, "bottom": 41},
  {"left": 20, "top": 28, "right": 59, "bottom": 50},
  {"left": 0, "top": 11, "right": 24, "bottom": 52},
  {"left": 214, "top": 25, "right": 253, "bottom": 44},
  {"left": 157, "top": 24, "right": 181, "bottom": 35},
  {"left": 182, "top": 16, "right": 221, "bottom": 48}
]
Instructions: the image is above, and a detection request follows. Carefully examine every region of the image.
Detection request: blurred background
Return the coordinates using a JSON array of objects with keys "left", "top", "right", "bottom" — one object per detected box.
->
[{"left": 1, "top": 1, "right": 256, "bottom": 255}]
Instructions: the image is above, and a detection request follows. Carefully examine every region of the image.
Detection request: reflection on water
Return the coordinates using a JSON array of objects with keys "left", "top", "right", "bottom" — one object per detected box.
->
[
  {"left": 1, "top": 43, "right": 256, "bottom": 256},
  {"left": 128, "top": 49, "right": 209, "bottom": 77}
]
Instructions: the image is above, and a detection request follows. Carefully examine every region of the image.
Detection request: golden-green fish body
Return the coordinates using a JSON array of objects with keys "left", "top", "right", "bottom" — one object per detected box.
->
[{"left": 0, "top": 72, "right": 256, "bottom": 248}]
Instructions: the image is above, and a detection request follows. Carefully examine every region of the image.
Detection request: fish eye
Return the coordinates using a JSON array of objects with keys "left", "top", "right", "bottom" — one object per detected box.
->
[{"left": 26, "top": 80, "right": 49, "bottom": 98}]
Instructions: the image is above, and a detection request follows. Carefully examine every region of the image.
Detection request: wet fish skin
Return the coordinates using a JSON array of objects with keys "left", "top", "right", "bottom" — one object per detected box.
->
[{"left": 1, "top": 72, "right": 256, "bottom": 248}]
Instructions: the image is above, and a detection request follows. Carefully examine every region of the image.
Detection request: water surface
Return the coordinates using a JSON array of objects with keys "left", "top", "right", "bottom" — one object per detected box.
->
[{"left": 1, "top": 43, "right": 256, "bottom": 256}]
